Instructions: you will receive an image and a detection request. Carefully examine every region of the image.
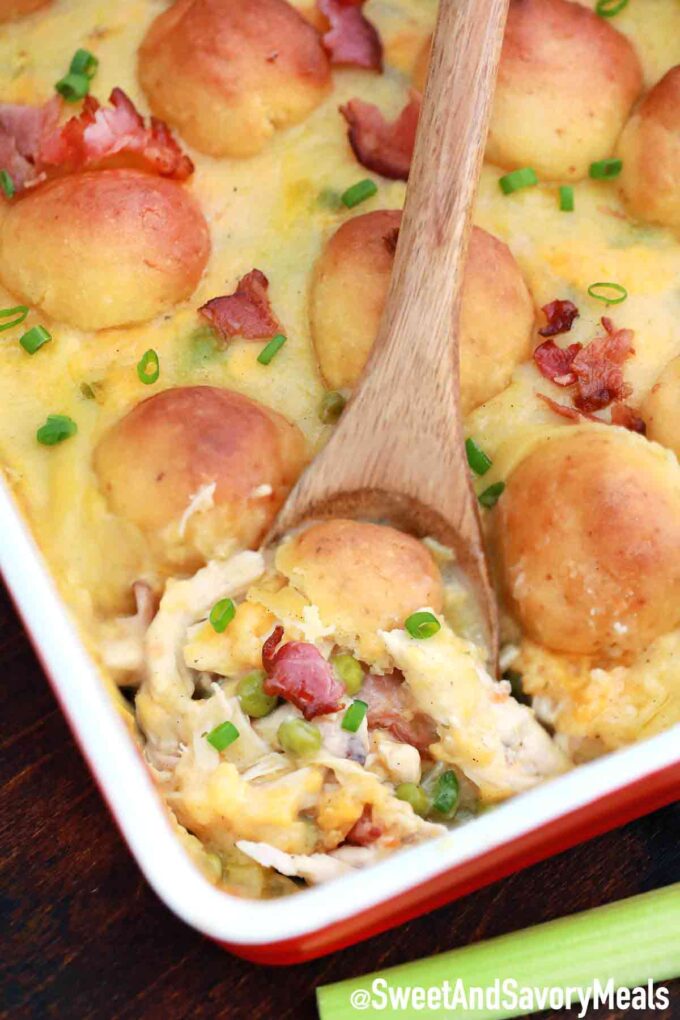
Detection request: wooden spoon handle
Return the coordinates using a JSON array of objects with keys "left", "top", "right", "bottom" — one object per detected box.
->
[{"left": 275, "top": 0, "right": 508, "bottom": 652}]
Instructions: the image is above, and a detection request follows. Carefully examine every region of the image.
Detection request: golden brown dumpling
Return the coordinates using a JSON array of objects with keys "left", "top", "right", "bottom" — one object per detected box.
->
[
  {"left": 495, "top": 429, "right": 680, "bottom": 662},
  {"left": 310, "top": 211, "right": 534, "bottom": 413},
  {"left": 138, "top": 0, "right": 331, "bottom": 158},
  {"left": 0, "top": 169, "right": 210, "bottom": 330},
  {"left": 487, "top": 0, "right": 642, "bottom": 181},
  {"left": 642, "top": 357, "right": 680, "bottom": 456},
  {"left": 0, "top": 0, "right": 50, "bottom": 22},
  {"left": 276, "top": 519, "right": 444, "bottom": 648},
  {"left": 617, "top": 66, "right": 680, "bottom": 231},
  {"left": 94, "top": 386, "right": 307, "bottom": 570}
]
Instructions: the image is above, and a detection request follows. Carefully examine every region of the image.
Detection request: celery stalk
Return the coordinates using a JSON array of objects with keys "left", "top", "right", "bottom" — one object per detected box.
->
[{"left": 317, "top": 884, "right": 680, "bottom": 1019}]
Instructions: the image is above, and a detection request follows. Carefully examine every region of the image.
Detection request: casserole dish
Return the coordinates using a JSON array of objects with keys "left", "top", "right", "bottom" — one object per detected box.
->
[
  {"left": 2, "top": 482, "right": 679, "bottom": 962},
  {"left": 1, "top": 0, "right": 679, "bottom": 962}
]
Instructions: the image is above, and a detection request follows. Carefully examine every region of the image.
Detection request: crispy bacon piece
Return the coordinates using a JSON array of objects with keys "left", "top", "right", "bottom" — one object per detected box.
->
[
  {"left": 533, "top": 339, "right": 583, "bottom": 387},
  {"left": 537, "top": 393, "right": 601, "bottom": 423},
  {"left": 538, "top": 299, "right": 580, "bottom": 338},
  {"left": 318, "top": 0, "right": 383, "bottom": 71},
  {"left": 340, "top": 93, "right": 420, "bottom": 181},
  {"left": 0, "top": 97, "right": 61, "bottom": 191},
  {"left": 262, "top": 625, "right": 285, "bottom": 673},
  {"left": 39, "top": 88, "right": 193, "bottom": 180},
  {"left": 263, "top": 639, "right": 344, "bottom": 720},
  {"left": 361, "top": 672, "right": 437, "bottom": 751},
  {"left": 572, "top": 317, "right": 634, "bottom": 412},
  {"left": 610, "top": 402, "right": 646, "bottom": 434},
  {"left": 345, "top": 806, "right": 382, "bottom": 846},
  {"left": 199, "top": 270, "right": 281, "bottom": 343}
]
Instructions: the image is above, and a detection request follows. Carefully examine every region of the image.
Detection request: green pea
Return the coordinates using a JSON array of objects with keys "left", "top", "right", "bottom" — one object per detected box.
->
[
  {"left": 278, "top": 718, "right": 322, "bottom": 757},
  {"left": 319, "top": 390, "right": 346, "bottom": 424},
  {"left": 237, "top": 670, "right": 278, "bottom": 718},
  {"left": 331, "top": 652, "right": 364, "bottom": 695},
  {"left": 395, "top": 782, "right": 431, "bottom": 817}
]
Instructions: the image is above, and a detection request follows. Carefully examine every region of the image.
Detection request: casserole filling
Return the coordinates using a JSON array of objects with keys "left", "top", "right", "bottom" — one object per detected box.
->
[{"left": 0, "top": 0, "right": 678, "bottom": 895}]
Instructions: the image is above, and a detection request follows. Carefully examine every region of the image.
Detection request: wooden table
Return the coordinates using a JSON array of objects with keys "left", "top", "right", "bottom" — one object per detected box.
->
[{"left": 1, "top": 581, "right": 678, "bottom": 1020}]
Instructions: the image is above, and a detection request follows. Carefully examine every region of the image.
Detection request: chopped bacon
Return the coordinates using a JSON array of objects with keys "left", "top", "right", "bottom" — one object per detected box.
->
[
  {"left": 262, "top": 625, "right": 285, "bottom": 673},
  {"left": 340, "top": 93, "right": 420, "bottom": 181},
  {"left": 0, "top": 97, "right": 61, "bottom": 191},
  {"left": 318, "top": 0, "right": 383, "bottom": 71},
  {"left": 571, "top": 317, "right": 634, "bottom": 412},
  {"left": 199, "top": 270, "right": 281, "bottom": 343},
  {"left": 345, "top": 806, "right": 382, "bottom": 846},
  {"left": 263, "top": 640, "right": 344, "bottom": 720},
  {"left": 537, "top": 393, "right": 601, "bottom": 423},
  {"left": 39, "top": 88, "right": 193, "bottom": 180},
  {"left": 361, "top": 672, "right": 437, "bottom": 751},
  {"left": 610, "top": 402, "right": 646, "bottom": 434},
  {"left": 538, "top": 299, "right": 580, "bottom": 338},
  {"left": 533, "top": 339, "right": 582, "bottom": 387}
]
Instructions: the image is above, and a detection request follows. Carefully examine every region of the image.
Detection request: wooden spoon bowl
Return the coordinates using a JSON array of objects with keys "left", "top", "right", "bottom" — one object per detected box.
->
[{"left": 271, "top": 0, "right": 509, "bottom": 660}]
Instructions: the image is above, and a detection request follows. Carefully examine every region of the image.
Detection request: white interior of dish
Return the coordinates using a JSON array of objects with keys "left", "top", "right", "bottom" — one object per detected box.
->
[{"left": 2, "top": 479, "right": 678, "bottom": 946}]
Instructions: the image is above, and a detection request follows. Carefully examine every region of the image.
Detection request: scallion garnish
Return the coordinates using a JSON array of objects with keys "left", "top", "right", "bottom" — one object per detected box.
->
[
  {"left": 596, "top": 0, "right": 628, "bottom": 16},
  {"left": 209, "top": 597, "right": 235, "bottom": 633},
  {"left": 465, "top": 437, "right": 492, "bottom": 476},
  {"left": 0, "top": 170, "right": 15, "bottom": 199},
  {"left": 479, "top": 480, "right": 505, "bottom": 508},
  {"left": 137, "top": 348, "right": 160, "bottom": 385},
  {"left": 341, "top": 179, "right": 378, "bottom": 209},
  {"left": 69, "top": 48, "right": 99, "bottom": 79},
  {"left": 36, "top": 414, "right": 77, "bottom": 446},
  {"left": 257, "top": 333, "right": 287, "bottom": 365},
  {"left": 589, "top": 158, "right": 623, "bottom": 180},
  {"left": 55, "top": 71, "right": 90, "bottom": 102},
  {"left": 205, "top": 720, "right": 239, "bottom": 751},
  {"left": 341, "top": 699, "right": 368, "bottom": 734},
  {"left": 20, "top": 325, "right": 52, "bottom": 355},
  {"left": 405, "top": 611, "right": 441, "bottom": 640},
  {"left": 0, "top": 305, "right": 29, "bottom": 333},
  {"left": 499, "top": 167, "right": 538, "bottom": 195},
  {"left": 432, "top": 770, "right": 460, "bottom": 818},
  {"left": 559, "top": 185, "right": 574, "bottom": 212},
  {"left": 587, "top": 281, "right": 628, "bottom": 305},
  {"left": 319, "top": 390, "right": 346, "bottom": 424}
]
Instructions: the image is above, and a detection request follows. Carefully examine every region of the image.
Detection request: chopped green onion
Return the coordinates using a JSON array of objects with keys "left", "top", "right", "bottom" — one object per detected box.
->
[
  {"left": 55, "top": 71, "right": 90, "bottom": 102},
  {"left": 596, "top": 0, "right": 628, "bottom": 16},
  {"left": 589, "top": 158, "right": 623, "bottom": 180},
  {"left": 69, "top": 48, "right": 98, "bottom": 78},
  {"left": 209, "top": 597, "right": 236, "bottom": 633},
  {"left": 341, "top": 699, "right": 368, "bottom": 733},
  {"left": 331, "top": 653, "right": 364, "bottom": 696},
  {"left": 395, "top": 783, "right": 431, "bottom": 817},
  {"left": 0, "top": 170, "right": 15, "bottom": 199},
  {"left": 465, "top": 437, "right": 492, "bottom": 476},
  {"left": 0, "top": 305, "right": 29, "bottom": 333},
  {"left": 432, "top": 769, "right": 460, "bottom": 818},
  {"left": 587, "top": 281, "right": 628, "bottom": 305},
  {"left": 319, "top": 390, "right": 346, "bottom": 424},
  {"left": 559, "top": 185, "right": 574, "bottom": 212},
  {"left": 405, "top": 611, "right": 441, "bottom": 640},
  {"left": 20, "top": 325, "right": 52, "bottom": 355},
  {"left": 36, "top": 414, "right": 77, "bottom": 446},
  {"left": 137, "top": 348, "right": 160, "bottom": 384},
  {"left": 237, "top": 670, "right": 277, "bottom": 718},
  {"left": 206, "top": 720, "right": 239, "bottom": 751},
  {"left": 278, "top": 718, "right": 322, "bottom": 756},
  {"left": 479, "top": 480, "right": 505, "bottom": 508},
  {"left": 341, "top": 179, "right": 378, "bottom": 209},
  {"left": 257, "top": 333, "right": 287, "bottom": 365},
  {"left": 499, "top": 167, "right": 538, "bottom": 195}
]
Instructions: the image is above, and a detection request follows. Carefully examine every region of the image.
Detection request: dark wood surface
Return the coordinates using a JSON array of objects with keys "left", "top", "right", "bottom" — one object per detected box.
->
[{"left": 1, "top": 581, "right": 678, "bottom": 1020}]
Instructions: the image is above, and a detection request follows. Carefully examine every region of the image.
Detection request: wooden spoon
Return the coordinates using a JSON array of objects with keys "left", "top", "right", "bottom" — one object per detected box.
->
[{"left": 271, "top": 0, "right": 509, "bottom": 659}]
